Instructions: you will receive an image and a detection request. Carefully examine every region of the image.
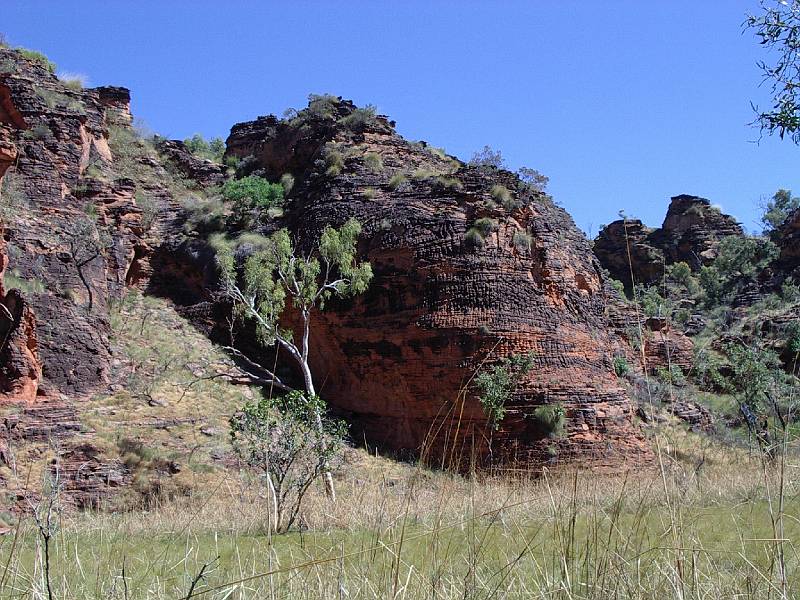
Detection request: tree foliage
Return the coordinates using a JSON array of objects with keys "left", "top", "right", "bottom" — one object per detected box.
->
[
  {"left": 474, "top": 353, "right": 535, "bottom": 429},
  {"left": 230, "top": 391, "right": 346, "bottom": 532},
  {"left": 746, "top": 0, "right": 800, "bottom": 142},
  {"left": 184, "top": 133, "right": 226, "bottom": 163},
  {"left": 221, "top": 175, "right": 284, "bottom": 225},
  {"left": 699, "top": 235, "right": 778, "bottom": 305},
  {"left": 468, "top": 145, "right": 506, "bottom": 170},
  {"left": 762, "top": 188, "right": 800, "bottom": 234}
]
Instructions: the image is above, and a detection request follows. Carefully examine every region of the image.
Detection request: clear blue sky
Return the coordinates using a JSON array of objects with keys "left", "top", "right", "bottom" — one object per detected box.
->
[{"left": 3, "top": 1, "right": 796, "bottom": 235}]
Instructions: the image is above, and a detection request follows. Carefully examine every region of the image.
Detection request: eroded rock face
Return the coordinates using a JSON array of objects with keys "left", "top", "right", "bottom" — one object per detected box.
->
[
  {"left": 594, "top": 195, "right": 743, "bottom": 287},
  {"left": 155, "top": 138, "right": 226, "bottom": 188},
  {"left": 0, "top": 48, "right": 186, "bottom": 397},
  {"left": 224, "top": 102, "right": 652, "bottom": 470},
  {"left": 776, "top": 207, "right": 800, "bottom": 275}
]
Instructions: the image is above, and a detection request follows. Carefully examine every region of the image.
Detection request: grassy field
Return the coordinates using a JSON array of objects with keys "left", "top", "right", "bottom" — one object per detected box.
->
[
  {"left": 1, "top": 430, "right": 798, "bottom": 599},
  {"left": 1, "top": 295, "right": 798, "bottom": 598}
]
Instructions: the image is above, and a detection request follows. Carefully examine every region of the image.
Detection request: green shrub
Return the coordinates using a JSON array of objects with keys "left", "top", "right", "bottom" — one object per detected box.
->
[
  {"left": 609, "top": 278, "right": 626, "bottom": 297},
  {"left": 469, "top": 145, "right": 506, "bottom": 170},
  {"left": 22, "top": 123, "right": 51, "bottom": 141},
  {"left": 700, "top": 235, "right": 779, "bottom": 305},
  {"left": 529, "top": 404, "right": 566, "bottom": 438},
  {"left": 655, "top": 364, "right": 686, "bottom": 386},
  {"left": 0, "top": 172, "right": 27, "bottom": 218},
  {"left": 781, "top": 279, "right": 800, "bottom": 303},
  {"left": 229, "top": 391, "right": 346, "bottom": 533},
  {"left": 184, "top": 195, "right": 226, "bottom": 234},
  {"left": 433, "top": 176, "right": 463, "bottom": 192},
  {"left": 388, "top": 173, "right": 408, "bottom": 190},
  {"left": 464, "top": 227, "right": 485, "bottom": 249},
  {"left": 17, "top": 48, "right": 56, "bottom": 73},
  {"left": 785, "top": 320, "right": 800, "bottom": 354},
  {"left": 136, "top": 191, "right": 158, "bottom": 231},
  {"left": 613, "top": 356, "right": 630, "bottom": 378},
  {"left": 492, "top": 184, "right": 521, "bottom": 210},
  {"left": 184, "top": 133, "right": 225, "bottom": 163},
  {"left": 517, "top": 166, "right": 549, "bottom": 194},
  {"left": 411, "top": 168, "right": 436, "bottom": 180},
  {"left": 222, "top": 175, "right": 284, "bottom": 212},
  {"left": 428, "top": 146, "right": 448, "bottom": 160},
  {"left": 340, "top": 105, "right": 378, "bottom": 132},
  {"left": 512, "top": 230, "right": 533, "bottom": 253},
  {"left": 362, "top": 152, "right": 384, "bottom": 172},
  {"left": 762, "top": 188, "right": 799, "bottom": 235},
  {"left": 474, "top": 353, "right": 535, "bottom": 429},
  {"left": 305, "top": 94, "right": 340, "bottom": 120},
  {"left": 325, "top": 150, "right": 344, "bottom": 176},
  {"left": 35, "top": 86, "right": 83, "bottom": 113},
  {"left": 473, "top": 217, "right": 498, "bottom": 237},
  {"left": 362, "top": 187, "right": 378, "bottom": 199},
  {"left": 5, "top": 269, "right": 46, "bottom": 295},
  {"left": 58, "top": 72, "right": 86, "bottom": 91}
]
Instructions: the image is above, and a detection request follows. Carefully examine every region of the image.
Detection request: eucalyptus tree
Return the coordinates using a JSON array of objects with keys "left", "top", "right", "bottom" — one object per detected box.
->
[{"left": 214, "top": 218, "right": 372, "bottom": 499}]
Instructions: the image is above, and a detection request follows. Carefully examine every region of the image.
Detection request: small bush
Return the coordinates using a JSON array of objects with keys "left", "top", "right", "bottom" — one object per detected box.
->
[
  {"left": 473, "top": 217, "right": 498, "bottom": 237},
  {"left": 655, "top": 364, "right": 686, "bottom": 386},
  {"left": 17, "top": 48, "right": 56, "bottom": 73},
  {"left": 280, "top": 173, "right": 295, "bottom": 195},
  {"left": 305, "top": 94, "right": 340, "bottom": 121},
  {"left": 222, "top": 175, "right": 284, "bottom": 212},
  {"left": 325, "top": 150, "right": 344, "bottom": 177},
  {"left": 411, "top": 168, "right": 436, "bottom": 180},
  {"left": 469, "top": 145, "right": 506, "bottom": 170},
  {"left": 609, "top": 278, "right": 626, "bottom": 296},
  {"left": 388, "top": 173, "right": 408, "bottom": 190},
  {"left": 0, "top": 172, "right": 27, "bottom": 218},
  {"left": 229, "top": 391, "right": 346, "bottom": 533},
  {"left": 474, "top": 353, "right": 535, "bottom": 429},
  {"left": 781, "top": 279, "right": 800, "bottom": 303},
  {"left": 57, "top": 72, "right": 87, "bottom": 91},
  {"left": 613, "top": 356, "right": 630, "bottom": 378},
  {"left": 340, "top": 105, "right": 378, "bottom": 132},
  {"left": 35, "top": 86, "right": 83, "bottom": 113},
  {"left": 465, "top": 227, "right": 485, "bottom": 249},
  {"left": 512, "top": 231, "right": 532, "bottom": 253},
  {"left": 433, "top": 176, "right": 463, "bottom": 192},
  {"left": 428, "top": 146, "right": 448, "bottom": 160},
  {"left": 136, "top": 191, "right": 158, "bottom": 231},
  {"left": 184, "top": 195, "right": 226, "bottom": 234},
  {"left": 184, "top": 134, "right": 225, "bottom": 163},
  {"left": 785, "top": 320, "right": 800, "bottom": 354},
  {"left": 529, "top": 403, "right": 566, "bottom": 438},
  {"left": 22, "top": 123, "right": 51, "bottom": 141},
  {"left": 362, "top": 187, "right": 378, "bottom": 199},
  {"left": 492, "top": 184, "right": 520, "bottom": 210},
  {"left": 362, "top": 152, "right": 384, "bottom": 172},
  {"left": 5, "top": 269, "right": 46, "bottom": 295},
  {"left": 517, "top": 166, "right": 549, "bottom": 194}
]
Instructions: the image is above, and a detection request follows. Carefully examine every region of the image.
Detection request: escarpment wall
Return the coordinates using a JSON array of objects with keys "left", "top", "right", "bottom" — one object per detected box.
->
[{"left": 224, "top": 106, "right": 652, "bottom": 470}]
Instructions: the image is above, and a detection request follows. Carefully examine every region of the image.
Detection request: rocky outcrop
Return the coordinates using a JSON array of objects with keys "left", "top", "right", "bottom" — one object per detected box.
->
[
  {"left": 594, "top": 195, "right": 743, "bottom": 287},
  {"left": 155, "top": 138, "right": 226, "bottom": 188},
  {"left": 0, "top": 48, "right": 192, "bottom": 398},
  {"left": 776, "top": 207, "right": 800, "bottom": 275},
  {"left": 222, "top": 100, "right": 652, "bottom": 470}
]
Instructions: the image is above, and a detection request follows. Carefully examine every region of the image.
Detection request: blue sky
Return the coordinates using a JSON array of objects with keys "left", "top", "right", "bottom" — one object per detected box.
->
[{"left": 3, "top": 1, "right": 796, "bottom": 235}]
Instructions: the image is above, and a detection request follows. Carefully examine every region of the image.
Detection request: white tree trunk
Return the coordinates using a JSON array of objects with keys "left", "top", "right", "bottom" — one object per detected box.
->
[{"left": 300, "top": 359, "right": 337, "bottom": 502}]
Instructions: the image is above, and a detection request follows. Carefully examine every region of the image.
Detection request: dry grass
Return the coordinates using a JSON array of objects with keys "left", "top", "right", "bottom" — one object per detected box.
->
[{"left": 1, "top": 428, "right": 798, "bottom": 598}]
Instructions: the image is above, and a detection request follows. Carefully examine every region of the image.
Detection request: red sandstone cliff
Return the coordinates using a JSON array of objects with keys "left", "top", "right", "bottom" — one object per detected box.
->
[{"left": 221, "top": 101, "right": 652, "bottom": 469}]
